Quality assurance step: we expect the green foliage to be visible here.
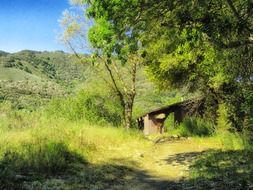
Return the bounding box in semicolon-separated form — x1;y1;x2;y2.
164;114;175;132
73;0;253;131
143;1;253;130
0;142;84;189
0;50;87;86
88;18;115;50
220;82;253;131
3;60;15;68
0;80;65;110
217;103;232;131
0;106;146;189
189;149;253;189
0;50;88;110
0;102;44;130
219;132;245;150
175;117;215;137
62;0;147;128
47;90;123;126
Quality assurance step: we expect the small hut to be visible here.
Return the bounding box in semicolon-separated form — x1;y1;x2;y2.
137;99;204;135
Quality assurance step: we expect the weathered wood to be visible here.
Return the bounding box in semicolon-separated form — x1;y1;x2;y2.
137;99;204;135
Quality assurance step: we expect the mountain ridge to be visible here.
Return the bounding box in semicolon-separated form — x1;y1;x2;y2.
0;50;88;109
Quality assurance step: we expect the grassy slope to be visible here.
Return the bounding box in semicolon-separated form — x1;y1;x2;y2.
0;50;88;109
0;49;188;116
0;65;41;81
0;50;86;83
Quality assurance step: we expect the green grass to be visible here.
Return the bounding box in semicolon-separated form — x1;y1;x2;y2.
1;49;253;189
187;148;253;189
0;108;150;189
0;50;88;110
166;117;215;137
1;103;253;189
0;66;41;81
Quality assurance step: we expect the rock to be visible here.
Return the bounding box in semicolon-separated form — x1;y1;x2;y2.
172;135;179;139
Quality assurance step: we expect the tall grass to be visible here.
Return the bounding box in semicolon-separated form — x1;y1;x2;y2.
0;104;148;188
46;90;123;126
1;101;253;189
173;117;215;137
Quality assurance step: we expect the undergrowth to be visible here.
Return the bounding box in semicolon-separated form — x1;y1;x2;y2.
0;104;147;189
171;117;215;137
1;102;253;189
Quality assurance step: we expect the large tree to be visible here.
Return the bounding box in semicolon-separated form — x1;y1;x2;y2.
135;0;253;129
83;0;253;129
60;0;144;129
62;0;253;129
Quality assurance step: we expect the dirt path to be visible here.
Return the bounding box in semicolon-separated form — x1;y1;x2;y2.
124;138;222;190
137;139;219;178
23;138;223;190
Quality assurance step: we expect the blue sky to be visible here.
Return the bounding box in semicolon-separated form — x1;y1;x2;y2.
0;0;76;53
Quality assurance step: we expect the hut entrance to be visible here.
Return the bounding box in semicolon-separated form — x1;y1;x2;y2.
137;99;204;135
164;113;175;132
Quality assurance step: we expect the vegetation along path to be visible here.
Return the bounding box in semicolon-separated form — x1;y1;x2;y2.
1;120;252;190
105;136;252;190
109;137;223;190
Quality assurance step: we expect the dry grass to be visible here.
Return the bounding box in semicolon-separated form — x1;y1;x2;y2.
0;107;251;189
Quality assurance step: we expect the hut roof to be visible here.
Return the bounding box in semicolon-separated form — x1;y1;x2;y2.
137;99;200;119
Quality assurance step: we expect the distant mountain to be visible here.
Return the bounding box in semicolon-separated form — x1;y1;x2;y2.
0;50;9;56
0;50;181;113
0;50;88;109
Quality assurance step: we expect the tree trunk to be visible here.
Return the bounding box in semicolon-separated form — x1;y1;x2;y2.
124;102;133;129
123;59;137;129
103;56;137;129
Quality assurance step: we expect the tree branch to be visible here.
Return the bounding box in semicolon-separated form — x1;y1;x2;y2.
214;38;253;49
97;56;126;109
226;0;253;32
111;62;128;94
66;40;84;62
226;0;243;22
130;56;137;100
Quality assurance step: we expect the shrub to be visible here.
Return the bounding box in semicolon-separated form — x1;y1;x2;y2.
0;142;85;189
3;61;16;68
24;66;32;73
46;90;123;126
176;117;215;137
78;91;122;126
217;103;231;131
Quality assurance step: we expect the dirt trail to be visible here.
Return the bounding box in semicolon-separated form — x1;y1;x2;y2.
125;139;222;190
28;138;222;190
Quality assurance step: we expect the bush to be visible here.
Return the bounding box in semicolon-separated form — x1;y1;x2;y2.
46;90;123;126
224;84;253;131
3;61;16;68
217;103;231;131
24;66;32;73
0;142;85;189
164;113;175;132
176;117;215;137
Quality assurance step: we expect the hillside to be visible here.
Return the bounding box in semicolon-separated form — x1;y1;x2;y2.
0;49;184;115
0;50;9;57
0;50;88;109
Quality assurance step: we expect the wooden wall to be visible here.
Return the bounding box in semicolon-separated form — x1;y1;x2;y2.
143;114;165;135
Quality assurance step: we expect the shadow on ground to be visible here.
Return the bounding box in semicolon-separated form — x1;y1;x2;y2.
1;143;253;190
164;149;253;190
164;151;210;166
